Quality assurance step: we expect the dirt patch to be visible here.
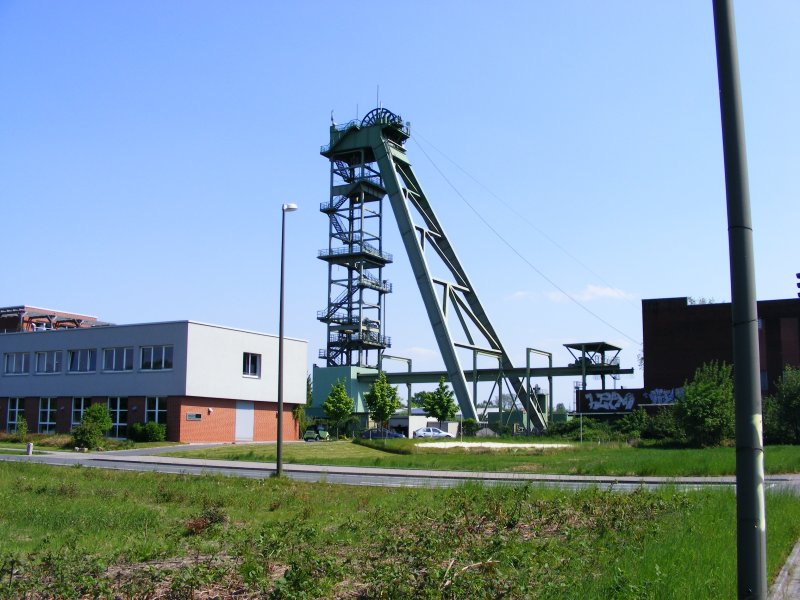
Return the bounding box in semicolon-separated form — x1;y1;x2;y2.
421;441;573;450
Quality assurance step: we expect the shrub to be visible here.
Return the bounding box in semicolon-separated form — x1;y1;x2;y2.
129;422;167;443
13;418;28;443
764;365;800;444
644;406;684;442
461;418;480;437
293;404;308;435
72;404;113;449
618;408;649;438
675;361;734;447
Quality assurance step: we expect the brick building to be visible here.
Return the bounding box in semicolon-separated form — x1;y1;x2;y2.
642;297;800;396
0;313;307;443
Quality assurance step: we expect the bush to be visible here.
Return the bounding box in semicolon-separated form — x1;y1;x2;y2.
461;418;480;437
13;418;28;443
763;365;800;444
618;408;649;439
675;361;734;447
72;404;113;449
129;421;167;442
546;416;622;442
644;406;684;442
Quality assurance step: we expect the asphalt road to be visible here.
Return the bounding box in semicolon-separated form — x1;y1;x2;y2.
2;447;799;494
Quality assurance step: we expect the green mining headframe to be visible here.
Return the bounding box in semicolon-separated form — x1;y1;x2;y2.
317;107;547;430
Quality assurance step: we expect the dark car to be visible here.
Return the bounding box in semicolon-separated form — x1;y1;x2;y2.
361;427;405;439
303;424;331;441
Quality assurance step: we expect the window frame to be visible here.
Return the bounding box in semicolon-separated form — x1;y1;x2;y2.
6;398;24;433
38;397;57;434
243;352;261;378
72;397;89;427
103;347;134;372
67;348;97;373
145;397;167;425
140;345;174;371
4;352;30;375
107;397;128;438
35;350;63;374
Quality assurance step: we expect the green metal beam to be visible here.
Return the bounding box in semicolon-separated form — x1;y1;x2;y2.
358;365;634;386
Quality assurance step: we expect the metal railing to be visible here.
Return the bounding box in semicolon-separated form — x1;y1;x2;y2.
318;243;392;263
358;271;392;292
328;332;391;347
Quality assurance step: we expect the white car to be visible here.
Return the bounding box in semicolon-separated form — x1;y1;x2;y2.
413;427;454;439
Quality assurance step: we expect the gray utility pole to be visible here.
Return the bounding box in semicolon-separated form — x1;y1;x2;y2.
712;1;767;598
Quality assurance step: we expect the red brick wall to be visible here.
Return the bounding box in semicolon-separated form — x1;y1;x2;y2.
0;394;300;443
643;297;800;395
175;398;235;443
174;397;300;443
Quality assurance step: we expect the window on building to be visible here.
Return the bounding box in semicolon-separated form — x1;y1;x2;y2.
243;352;261;377
145;397;167;425
103;347;134;372
107;397;128;437
35;351;62;374
4;352;30;375
68;349;97;373
141;345;173;371
38;398;57;434
6;398;24;433
72;397;89;427
760;371;769;392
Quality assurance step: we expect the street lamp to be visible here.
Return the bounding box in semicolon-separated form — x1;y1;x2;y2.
277;202;298;477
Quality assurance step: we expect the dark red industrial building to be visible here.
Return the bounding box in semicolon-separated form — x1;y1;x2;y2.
642;297;800;396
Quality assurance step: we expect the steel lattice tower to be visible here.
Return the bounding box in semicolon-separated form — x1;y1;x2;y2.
318;108;547;430
317;112;393;368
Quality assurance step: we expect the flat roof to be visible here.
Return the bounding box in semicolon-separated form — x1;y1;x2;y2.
563;342;621;353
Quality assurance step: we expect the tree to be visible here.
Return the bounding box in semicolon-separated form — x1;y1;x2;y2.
764;365;800;444
420;377;458;427
323;380;354;438
618;407;649;439
410;391;428;408
306;374;313;405
675;361;734;447
364;371;401;428
72;403;113;450
461;418;480;437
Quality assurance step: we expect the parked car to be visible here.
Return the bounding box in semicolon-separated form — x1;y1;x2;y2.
361;427;405;439
303;424;330;442
413;427;454;439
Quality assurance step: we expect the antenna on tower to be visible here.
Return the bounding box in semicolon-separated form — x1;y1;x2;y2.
376;85;381;108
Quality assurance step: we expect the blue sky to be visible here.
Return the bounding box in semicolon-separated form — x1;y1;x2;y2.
2;1;798;409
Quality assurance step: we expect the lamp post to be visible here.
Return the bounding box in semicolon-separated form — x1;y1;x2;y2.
277;202;298;477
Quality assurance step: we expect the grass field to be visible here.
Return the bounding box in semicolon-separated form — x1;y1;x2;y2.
0;461;798;598
165;439;800;477
0;435;181;453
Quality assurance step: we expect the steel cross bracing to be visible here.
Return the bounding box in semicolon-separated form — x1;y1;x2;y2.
321;108;547;430
318;115;394;369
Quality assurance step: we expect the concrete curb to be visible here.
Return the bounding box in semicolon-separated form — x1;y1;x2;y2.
769;538;800;600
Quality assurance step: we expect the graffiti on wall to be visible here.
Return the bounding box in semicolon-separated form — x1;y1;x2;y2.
576;387;685;413
643;387;685;405
585;391;637;411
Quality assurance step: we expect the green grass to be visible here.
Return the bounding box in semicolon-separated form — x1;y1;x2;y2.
0;434;182;453
165;439;800;476
0;462;798;598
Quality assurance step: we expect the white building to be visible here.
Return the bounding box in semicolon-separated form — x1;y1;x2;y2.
0;319;307;443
